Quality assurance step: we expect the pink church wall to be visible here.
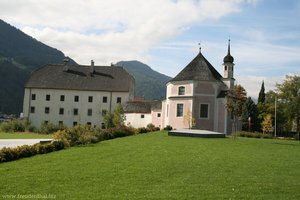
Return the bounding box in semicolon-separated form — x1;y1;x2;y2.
168;99;192;129
170;83;193;96
151;111;162;129
194;82;215;95
193;96;215;130
217;99;225;133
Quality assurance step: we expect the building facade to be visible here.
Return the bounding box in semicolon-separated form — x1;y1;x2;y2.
23;61;134;128
123;100;162;128
124;41;235;134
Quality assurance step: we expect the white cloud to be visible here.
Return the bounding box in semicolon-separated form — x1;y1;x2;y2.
0;0;254;65
236;75;285;99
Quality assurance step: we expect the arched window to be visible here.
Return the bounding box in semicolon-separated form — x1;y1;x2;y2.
178;86;185;95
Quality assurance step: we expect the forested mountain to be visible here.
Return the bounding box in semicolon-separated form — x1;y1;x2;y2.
0;19;76;115
117;61;171;100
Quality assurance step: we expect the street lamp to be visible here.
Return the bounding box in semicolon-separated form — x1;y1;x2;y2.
275;96;277;138
297;89;300;140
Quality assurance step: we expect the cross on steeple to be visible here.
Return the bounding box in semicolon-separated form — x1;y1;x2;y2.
198;42;201;53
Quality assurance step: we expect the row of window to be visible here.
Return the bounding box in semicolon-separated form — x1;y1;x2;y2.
176;103;209;119
44;120;105;129
140;113;161;119
31;94;121;103
44;120;106;129
30;107;108;117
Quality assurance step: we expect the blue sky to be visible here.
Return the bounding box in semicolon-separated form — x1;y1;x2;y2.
0;0;299;98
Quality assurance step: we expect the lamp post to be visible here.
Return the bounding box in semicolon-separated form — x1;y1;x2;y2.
275;96;277;138
297;89;300;140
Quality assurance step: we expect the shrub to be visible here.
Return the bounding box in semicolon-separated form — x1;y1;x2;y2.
53;130;70;147
38;122;65;134
164;125;173;131
0;147;19;162
137;127;149;134
147;123;155;131
16;145;36;158
237;131;273;139
262;134;273;139
0;119;26;132
53;125;101;147
51;140;65;150
34;143;55;154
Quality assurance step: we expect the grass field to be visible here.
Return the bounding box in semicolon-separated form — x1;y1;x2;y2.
0;132;52;139
0;131;299;199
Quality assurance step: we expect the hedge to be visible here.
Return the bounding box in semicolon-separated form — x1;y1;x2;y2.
0;140;65;163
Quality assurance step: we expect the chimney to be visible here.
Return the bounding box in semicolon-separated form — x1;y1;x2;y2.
63;58;70;72
90;60;95;74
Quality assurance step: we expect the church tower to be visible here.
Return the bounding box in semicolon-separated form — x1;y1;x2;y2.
223;39;235;89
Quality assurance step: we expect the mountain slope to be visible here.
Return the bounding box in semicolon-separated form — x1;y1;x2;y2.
117;61;171;100
0;19;76;115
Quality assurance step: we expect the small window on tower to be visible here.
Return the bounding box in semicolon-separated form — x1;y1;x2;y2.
178;86;185;95
225;65;227;71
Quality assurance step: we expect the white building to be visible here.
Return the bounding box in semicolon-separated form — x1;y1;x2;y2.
23;61;134;128
123;100;162;128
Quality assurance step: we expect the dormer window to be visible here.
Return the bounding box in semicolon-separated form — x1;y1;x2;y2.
178;86;185;95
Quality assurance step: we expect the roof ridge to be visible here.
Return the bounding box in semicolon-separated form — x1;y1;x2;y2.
170;52;223;82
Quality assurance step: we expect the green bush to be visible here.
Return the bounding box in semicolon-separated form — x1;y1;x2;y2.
34;143;55;154
262;134;273;139
0;140;66;163
53;125;101;147
102;126;136;139
164;125;173;131
237;131;273;139
0;119;25;132
0;147;20;162
51;140;65;150
38;122;65;134
16;145;36;158
137;127;149;134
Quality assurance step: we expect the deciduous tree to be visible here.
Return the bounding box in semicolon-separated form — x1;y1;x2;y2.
261;114;273;134
276;75;300;133
242;97;259;131
226;84;247;138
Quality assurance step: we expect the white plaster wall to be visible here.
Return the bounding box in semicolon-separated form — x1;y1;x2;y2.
125;113;152;128
23;88;130;128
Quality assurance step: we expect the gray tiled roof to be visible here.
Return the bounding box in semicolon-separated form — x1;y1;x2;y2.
170;52;223;82
124;100;162;113
25;64;134;92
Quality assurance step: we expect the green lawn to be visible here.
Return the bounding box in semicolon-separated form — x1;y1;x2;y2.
0;132;52;139
0;131;299;199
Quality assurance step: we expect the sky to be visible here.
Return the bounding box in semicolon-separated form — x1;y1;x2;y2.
0;0;299;98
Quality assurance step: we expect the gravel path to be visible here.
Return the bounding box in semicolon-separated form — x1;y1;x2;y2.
0;139;52;149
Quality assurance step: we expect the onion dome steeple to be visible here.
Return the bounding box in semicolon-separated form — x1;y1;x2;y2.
223;39;234;63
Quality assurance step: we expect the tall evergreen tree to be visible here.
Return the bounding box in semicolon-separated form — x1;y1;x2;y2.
258;81;265;104
257;81;266;132
242;97;259;131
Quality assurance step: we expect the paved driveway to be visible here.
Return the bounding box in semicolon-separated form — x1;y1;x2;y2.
0;139;52;149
